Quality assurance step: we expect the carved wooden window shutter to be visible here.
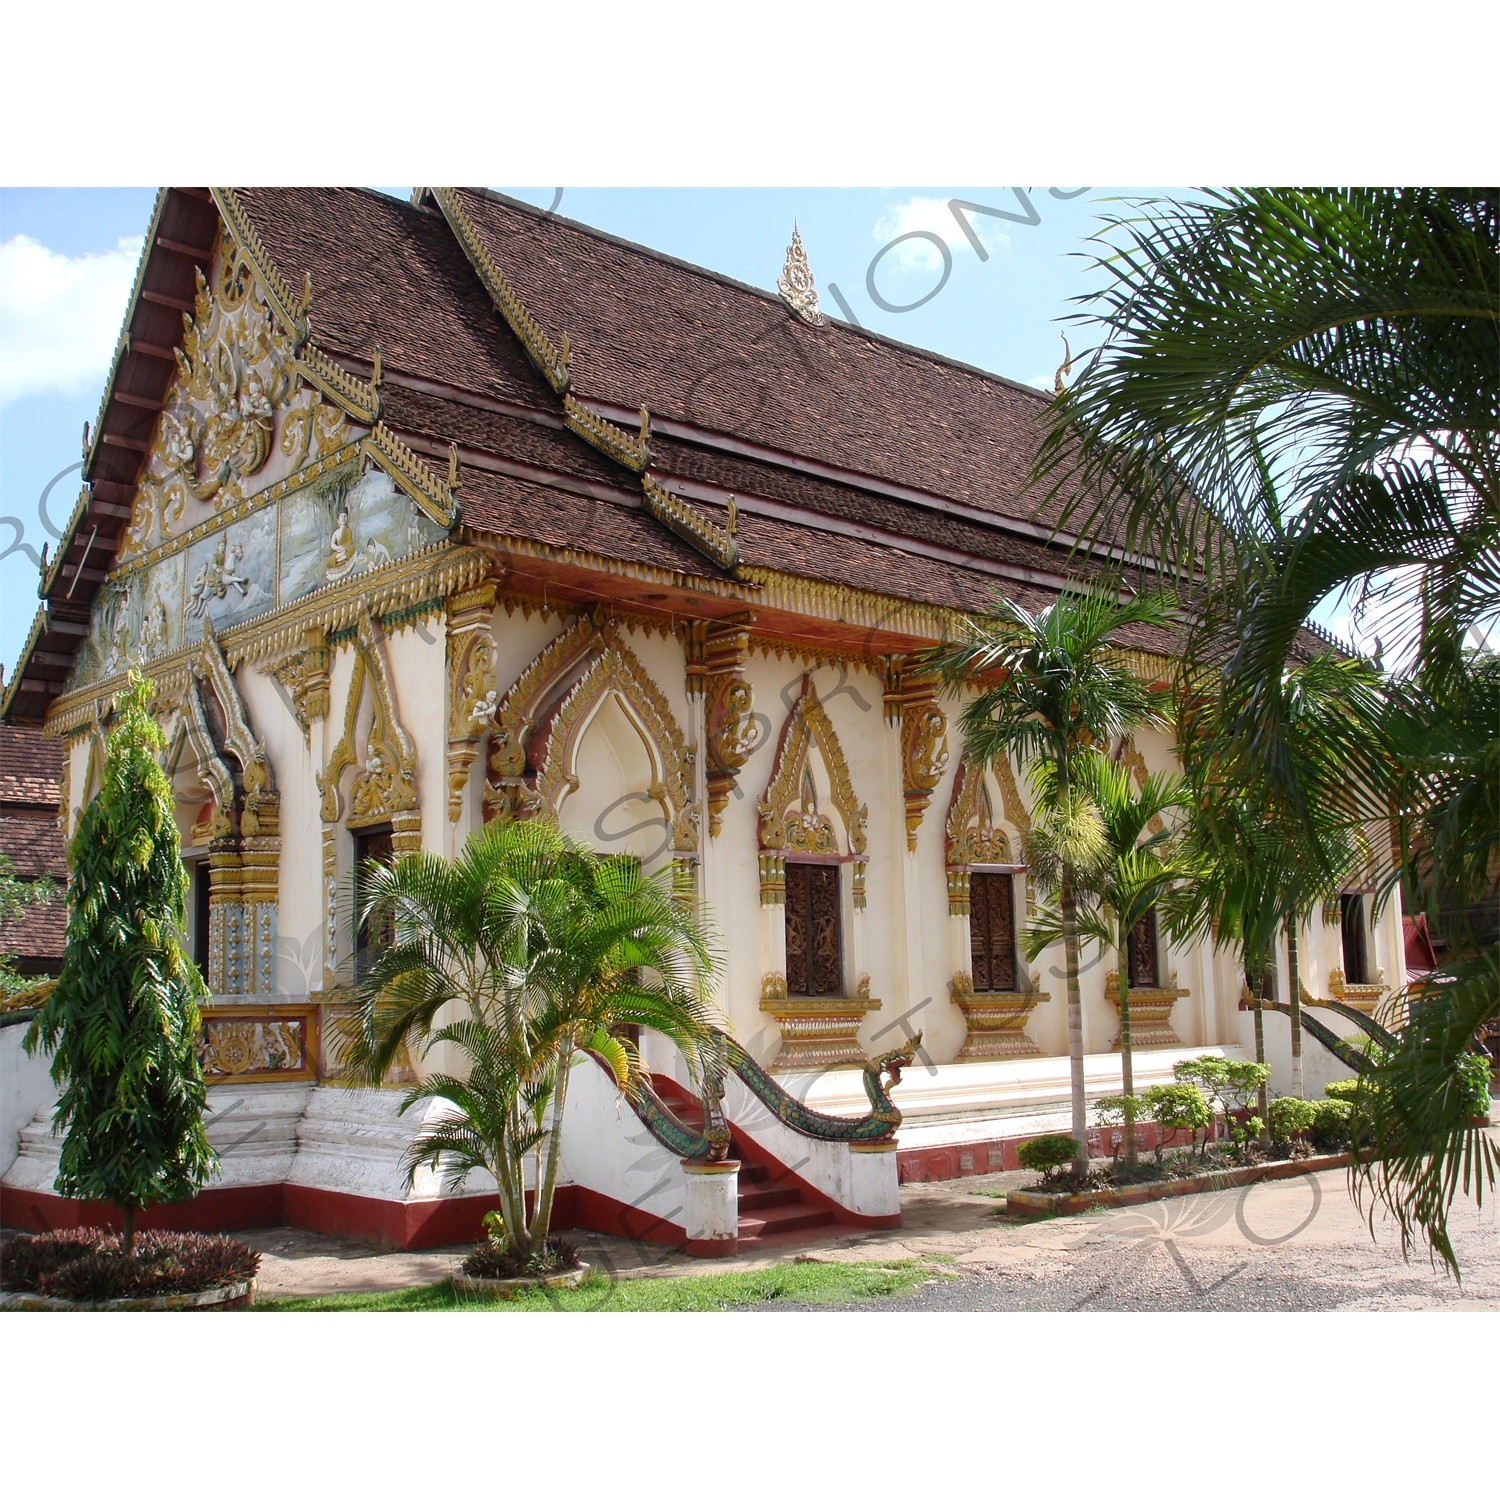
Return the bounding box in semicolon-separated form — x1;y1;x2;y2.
969;871;1017;992
785;861;842;997
354;826;395;981
1127;909;1160;989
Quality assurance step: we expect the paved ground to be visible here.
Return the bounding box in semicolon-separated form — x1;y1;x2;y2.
235;1152;1500;1310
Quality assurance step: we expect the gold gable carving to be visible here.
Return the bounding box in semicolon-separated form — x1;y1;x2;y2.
196;622;279;839
318;615;418;841
430;187;572;395
118;236;357;564
945;756;1018;872
758;675;868;860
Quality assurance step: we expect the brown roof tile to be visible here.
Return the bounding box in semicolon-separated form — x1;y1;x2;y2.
0;725;62;808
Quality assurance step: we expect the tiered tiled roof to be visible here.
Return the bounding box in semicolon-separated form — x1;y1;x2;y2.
6;184;1240;721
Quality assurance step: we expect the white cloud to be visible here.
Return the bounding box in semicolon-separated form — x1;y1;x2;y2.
872;196;1008;279
0;234;143;406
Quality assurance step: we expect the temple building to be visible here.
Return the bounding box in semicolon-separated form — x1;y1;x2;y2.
0;189;1404;1250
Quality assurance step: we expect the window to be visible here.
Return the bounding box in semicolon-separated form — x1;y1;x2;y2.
1340;894;1368;984
354;826;395;981
189;859;211;982
785;861;841;997
969;871;1017;992
1127;909;1160;989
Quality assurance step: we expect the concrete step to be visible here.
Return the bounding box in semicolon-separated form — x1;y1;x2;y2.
737;1184;801;1212
738;1202;835;1238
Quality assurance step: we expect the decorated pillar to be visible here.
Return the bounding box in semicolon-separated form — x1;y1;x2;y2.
445;581;500;846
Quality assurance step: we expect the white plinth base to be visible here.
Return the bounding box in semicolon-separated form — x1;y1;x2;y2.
681;1160;739;1257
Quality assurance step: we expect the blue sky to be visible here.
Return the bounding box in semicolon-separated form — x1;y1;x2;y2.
1;184;1353;678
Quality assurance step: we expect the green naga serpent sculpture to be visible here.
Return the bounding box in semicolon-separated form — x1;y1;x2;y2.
1260;997;1400;1074
616;1029;921;1162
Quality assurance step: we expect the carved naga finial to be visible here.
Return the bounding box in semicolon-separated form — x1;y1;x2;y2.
1054;333;1073;395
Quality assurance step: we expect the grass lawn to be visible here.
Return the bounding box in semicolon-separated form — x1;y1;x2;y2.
255;1256;957;1312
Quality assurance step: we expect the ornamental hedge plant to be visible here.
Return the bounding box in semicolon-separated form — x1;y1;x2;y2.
24;673;216;1253
1268;1094;1318;1146
1142;1082;1211;1161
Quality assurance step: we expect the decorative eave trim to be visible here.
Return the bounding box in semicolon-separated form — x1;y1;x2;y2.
640;474;738;570
430;187;572;395
81;188;172;486
210;188;310;349
42;542;490;736
366;422;457;527
0;607;48;719
564;394;650;473
295;343;382;425
39;488;90;595
733;565;964;643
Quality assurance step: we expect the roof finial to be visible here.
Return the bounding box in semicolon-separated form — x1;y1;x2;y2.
778;221;827;326
1053;333;1073;395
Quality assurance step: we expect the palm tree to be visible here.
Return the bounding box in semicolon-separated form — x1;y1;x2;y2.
341;818;721;1265
923;581;1175;1177
1027;750;1196;1166
1036;190;1499;1263
1173;658;1368;1130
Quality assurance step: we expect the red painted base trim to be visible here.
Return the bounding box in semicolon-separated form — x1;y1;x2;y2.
1;1184;284;1236
561;1184;686;1247
685;1237;740;1258
2;1180;687;1253
896;1121;1229;1183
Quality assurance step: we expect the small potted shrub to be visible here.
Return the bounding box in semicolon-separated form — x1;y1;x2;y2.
1017;1133;1081;1189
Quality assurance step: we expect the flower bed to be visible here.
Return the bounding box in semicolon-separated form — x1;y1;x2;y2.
0;1228;260;1308
452;1235;590;1298
1005;1150;1361;1217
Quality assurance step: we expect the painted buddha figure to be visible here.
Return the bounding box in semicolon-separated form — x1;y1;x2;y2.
324;506;360;582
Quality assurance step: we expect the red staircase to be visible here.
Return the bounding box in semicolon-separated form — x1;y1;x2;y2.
652;1078;837;1247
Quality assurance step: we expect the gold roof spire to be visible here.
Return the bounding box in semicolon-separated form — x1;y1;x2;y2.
777;222;827;326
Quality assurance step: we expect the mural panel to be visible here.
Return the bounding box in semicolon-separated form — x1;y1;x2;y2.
279;466;445;609
182;506;277;643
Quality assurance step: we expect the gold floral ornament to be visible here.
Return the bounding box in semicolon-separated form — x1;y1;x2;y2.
885;663;949;851
777;222;827;326
694;615;760;838
318;615;419;850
